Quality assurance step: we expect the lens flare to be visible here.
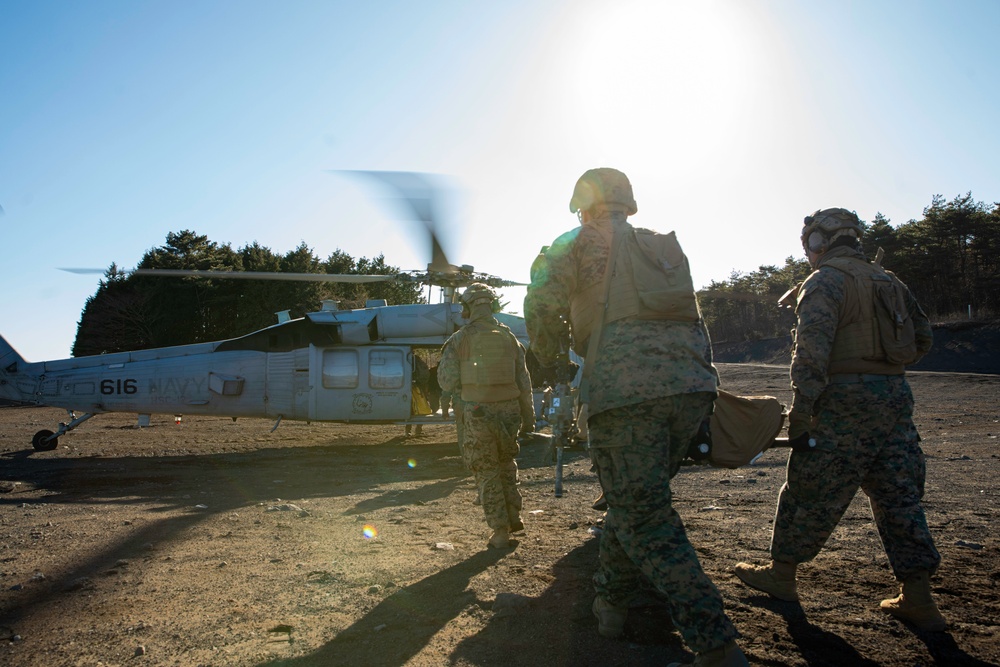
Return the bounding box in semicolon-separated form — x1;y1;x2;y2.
363;524;378;539
407;458;417;468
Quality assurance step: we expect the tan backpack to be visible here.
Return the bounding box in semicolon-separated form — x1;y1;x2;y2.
627;228;702;322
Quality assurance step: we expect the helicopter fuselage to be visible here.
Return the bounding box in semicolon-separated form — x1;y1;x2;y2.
1;301;531;449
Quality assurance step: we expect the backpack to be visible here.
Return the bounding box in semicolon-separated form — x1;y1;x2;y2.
871;271;919;365
824;255;920;366
626;228;701;322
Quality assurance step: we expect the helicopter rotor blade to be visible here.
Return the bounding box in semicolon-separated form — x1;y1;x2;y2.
132;269;398;283
697;290;778;303
59;268;107;275
62;267;527;288
62;170;529;292
334;170;455;274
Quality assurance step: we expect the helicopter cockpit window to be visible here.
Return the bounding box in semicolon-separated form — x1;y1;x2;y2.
322;350;359;389
368;349;405;390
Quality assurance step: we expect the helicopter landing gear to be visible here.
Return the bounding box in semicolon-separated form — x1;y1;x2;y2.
32;429;57;451
30;412;98;451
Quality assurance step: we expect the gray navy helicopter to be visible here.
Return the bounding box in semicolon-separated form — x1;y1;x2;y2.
0;172;534;451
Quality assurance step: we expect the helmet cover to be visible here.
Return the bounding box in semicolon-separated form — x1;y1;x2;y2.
460;282;498;308
801;208;862;251
569;168;638;215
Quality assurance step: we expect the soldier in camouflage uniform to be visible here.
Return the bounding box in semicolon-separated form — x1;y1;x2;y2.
438;283;535;549
524;169;746;667
734;208;945;632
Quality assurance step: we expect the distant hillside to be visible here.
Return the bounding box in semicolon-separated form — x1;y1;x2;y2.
712;320;1000;375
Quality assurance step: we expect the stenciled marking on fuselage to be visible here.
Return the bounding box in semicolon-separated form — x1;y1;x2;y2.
100;378;138;395
147;377;207;398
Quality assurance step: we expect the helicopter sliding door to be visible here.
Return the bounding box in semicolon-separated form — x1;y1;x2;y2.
311;345;411;421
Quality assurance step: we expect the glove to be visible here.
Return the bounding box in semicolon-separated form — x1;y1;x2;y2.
686;419;712;461
787;410;812;440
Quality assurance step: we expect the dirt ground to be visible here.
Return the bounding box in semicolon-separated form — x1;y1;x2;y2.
1;363;998;667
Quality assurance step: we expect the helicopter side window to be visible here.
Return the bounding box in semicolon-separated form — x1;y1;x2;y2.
322;349;359;389
369;349;404;390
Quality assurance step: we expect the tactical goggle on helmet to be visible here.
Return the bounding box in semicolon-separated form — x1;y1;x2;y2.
569;168;638;215
801;208;862;252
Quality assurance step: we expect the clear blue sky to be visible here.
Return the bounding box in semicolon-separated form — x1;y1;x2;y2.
2;0;998;360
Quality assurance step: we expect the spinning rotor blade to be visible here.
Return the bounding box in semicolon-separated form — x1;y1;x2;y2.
420;270;527;290
697;290;784;303
61;170;529;294
62;267;525;289
59;268;106;275
335;170;453;274
132;267;526;289
132;269;397;283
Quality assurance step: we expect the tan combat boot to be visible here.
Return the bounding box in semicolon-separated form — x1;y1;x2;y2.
880;571;946;631
667;640;749;667
733;560;799;601
592;595;627;638
488;527;510;549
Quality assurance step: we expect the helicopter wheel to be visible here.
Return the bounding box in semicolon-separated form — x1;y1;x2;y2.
32;430;58;451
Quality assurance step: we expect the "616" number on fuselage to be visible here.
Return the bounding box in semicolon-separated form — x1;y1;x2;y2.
101;378;138;395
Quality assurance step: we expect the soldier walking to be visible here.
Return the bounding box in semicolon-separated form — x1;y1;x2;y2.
438;283;535;549
524;168;747;667
734;208;945;632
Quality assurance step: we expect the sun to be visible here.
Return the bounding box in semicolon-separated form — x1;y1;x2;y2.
549;0;766;161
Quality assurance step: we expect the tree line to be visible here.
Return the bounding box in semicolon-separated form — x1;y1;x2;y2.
72;231;423;356
72;192;999;355
699;192;1000;343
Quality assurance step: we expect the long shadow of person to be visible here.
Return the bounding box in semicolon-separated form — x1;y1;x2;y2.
257;547;507;667
449;539;689;667
913;626;997;666
747;595;883;667
746;595;997;666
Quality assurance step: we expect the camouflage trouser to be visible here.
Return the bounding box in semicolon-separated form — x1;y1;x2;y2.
461;398;523;531
771;376;941;580
590;393;739;653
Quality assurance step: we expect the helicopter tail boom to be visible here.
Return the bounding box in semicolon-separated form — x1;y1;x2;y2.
0;334;30;405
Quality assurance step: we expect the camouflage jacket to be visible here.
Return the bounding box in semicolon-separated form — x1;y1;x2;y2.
791;245;933;415
524;216;718;417
438;313;534;419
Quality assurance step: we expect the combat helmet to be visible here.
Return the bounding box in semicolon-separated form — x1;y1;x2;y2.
460;282;498;309
801;208;863;252
569;168;638;215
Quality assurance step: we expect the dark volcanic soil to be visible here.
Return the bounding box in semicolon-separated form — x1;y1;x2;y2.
1;363;998;667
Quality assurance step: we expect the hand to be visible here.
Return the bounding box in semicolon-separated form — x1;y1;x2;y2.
787;410;812;440
520;419;535;436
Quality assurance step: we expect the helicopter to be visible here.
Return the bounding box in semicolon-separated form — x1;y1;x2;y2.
0;172;536;451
